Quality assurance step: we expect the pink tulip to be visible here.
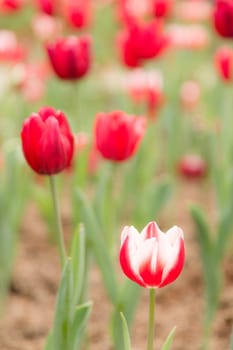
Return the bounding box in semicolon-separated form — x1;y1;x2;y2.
119;221;185;288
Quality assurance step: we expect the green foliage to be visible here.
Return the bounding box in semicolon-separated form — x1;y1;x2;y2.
120;312;132;350
45;226;92;350
161;327;176;350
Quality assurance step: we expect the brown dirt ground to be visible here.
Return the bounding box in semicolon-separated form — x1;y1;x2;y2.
0;181;232;350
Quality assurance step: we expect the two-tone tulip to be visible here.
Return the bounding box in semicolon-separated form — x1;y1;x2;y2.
119;221;185;288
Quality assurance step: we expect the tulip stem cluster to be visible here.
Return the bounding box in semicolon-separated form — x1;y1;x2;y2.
49;176;67;267
147;288;156;350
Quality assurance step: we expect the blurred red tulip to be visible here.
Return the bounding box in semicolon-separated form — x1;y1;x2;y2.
178;154;207;179
62;0;91;29
0;30;26;62
0;0;23;12
46;35;91;80
215;46;233;81
213;0;233;38
118;19;169;68
119;221;185;288
21;106;74;175
94;110;146;162
36;0;56;15
152;0;173;19
126;68;164;119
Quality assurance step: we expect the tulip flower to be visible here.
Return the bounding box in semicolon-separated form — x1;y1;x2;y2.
36;0;56;15
0;0;23;13
94;110;146;162
46;35;91;80
152;0;173;19
215;46;233;81
21;106;74;175
63;0;91;29
118;19;169;68
213;0;233;38
178;154;207;179
119;221;185;288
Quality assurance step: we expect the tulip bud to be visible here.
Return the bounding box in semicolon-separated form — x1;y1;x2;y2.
21;106;74;175
94;110;146;162
119;221;185;288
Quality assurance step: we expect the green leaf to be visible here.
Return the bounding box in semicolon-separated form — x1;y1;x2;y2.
69;224;86;306
161;327;176;350
74;188;118;304
120;312;131;350
70;302;92;350
189;204;212;255
52;259;73;350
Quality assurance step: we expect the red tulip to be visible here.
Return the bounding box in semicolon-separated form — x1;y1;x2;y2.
215;46;233;81
21;106;74;175
36;0;56;15
178;154;207;179
119;221;185;288
118;19;169;68
152;0;173;19
46;35;91;80
94;111;146;162
213;0;233;38
0;0;23;13
63;0;91;29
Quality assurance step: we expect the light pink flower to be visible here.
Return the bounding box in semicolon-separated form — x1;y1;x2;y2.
119;221;185;288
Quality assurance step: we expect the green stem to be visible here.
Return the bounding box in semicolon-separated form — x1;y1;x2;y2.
147;288;156;350
49;176;67;267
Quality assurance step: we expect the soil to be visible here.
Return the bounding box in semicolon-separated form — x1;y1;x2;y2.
0;181;232;350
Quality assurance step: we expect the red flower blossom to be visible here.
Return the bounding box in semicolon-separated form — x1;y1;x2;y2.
215;46;233;81
21;106;74;175
119;221;185;288
46;35;91;80
94;110;146;162
0;0;23;13
178;154;207;179
152;0;173;19
63;0;91;29
118;20;169;68
36;0;56;15
213;0;233;38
